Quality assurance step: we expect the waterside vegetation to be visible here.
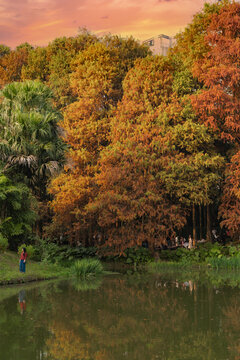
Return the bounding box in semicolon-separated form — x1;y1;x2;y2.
72;258;104;278
148;263;240;289
0;251;70;285
0;250;108;285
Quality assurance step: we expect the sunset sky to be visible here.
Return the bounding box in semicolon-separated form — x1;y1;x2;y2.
0;0;215;48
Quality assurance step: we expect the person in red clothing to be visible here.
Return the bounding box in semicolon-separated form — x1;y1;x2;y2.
19;247;27;273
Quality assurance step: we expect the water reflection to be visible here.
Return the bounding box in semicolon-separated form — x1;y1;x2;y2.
18;290;26;315
0;274;239;360
223;297;240;359
71;277;103;292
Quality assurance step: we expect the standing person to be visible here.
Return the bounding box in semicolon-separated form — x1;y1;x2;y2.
175;236;179;247
188;235;193;249
19;247;27;273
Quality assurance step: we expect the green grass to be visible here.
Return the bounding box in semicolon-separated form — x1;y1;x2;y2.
148;255;240;273
147;258;240;288
72;258;104;278
208;256;240;269
148;260;192;273
0;251;70;285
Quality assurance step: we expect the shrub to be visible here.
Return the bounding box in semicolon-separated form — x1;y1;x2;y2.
228;246;240;257
158;247;195;263
158;249;178;262
31;239;97;265
158;243;235;264
0;233;8;253
26;245;35;258
18;243;35;259
124;247;152;264
208;255;240;269
72;259;104;278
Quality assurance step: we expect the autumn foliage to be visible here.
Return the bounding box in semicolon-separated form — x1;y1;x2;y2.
192;1;240;142
47;1;240;251
1;1;240;252
92;57;186;251
191;1;240;239
48;37;150;245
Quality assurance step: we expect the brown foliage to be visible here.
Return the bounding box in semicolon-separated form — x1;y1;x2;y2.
0;47;29;86
191;2;240;142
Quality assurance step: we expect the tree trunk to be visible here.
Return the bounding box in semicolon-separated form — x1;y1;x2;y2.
192;204;196;247
206;204;212;242
199;205;203;240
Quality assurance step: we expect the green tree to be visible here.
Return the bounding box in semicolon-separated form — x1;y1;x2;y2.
21;31;98;109
0;80;66;237
0;81;65;200
21;47;49;82
0;171;36;248
0;45;11;58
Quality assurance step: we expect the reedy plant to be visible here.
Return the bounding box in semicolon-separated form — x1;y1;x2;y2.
72;258;104;278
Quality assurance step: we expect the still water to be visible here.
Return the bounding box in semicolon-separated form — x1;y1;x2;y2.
0;271;239;360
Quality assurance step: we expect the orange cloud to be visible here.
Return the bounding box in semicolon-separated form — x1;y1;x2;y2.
0;0;215;48
29;20;64;30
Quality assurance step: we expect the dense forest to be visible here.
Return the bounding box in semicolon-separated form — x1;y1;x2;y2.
0;0;239;254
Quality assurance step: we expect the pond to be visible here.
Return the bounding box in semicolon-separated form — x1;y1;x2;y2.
0;270;239;360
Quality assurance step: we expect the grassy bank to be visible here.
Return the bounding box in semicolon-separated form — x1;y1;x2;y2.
147;261;240;288
0;251;70;285
148;256;240;274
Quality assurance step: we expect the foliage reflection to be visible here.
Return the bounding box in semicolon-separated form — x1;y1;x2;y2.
0;275;239;360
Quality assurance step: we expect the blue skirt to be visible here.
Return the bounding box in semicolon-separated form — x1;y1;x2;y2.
19;259;26;273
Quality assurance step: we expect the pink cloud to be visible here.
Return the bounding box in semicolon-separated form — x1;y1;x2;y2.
0;0;213;48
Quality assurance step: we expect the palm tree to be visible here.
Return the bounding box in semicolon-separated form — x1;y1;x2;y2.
0;170;37;247
0;81;65;200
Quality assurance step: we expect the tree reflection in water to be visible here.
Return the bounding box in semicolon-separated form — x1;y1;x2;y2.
45;275;232;360
0;275;239;360
223;296;240;360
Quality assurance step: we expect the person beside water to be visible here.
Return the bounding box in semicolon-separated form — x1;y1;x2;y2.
19;247;27;273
